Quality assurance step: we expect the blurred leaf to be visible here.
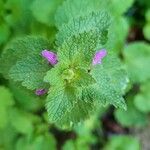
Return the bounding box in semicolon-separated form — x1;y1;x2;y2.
16;133;56;150
0;126;18;150
115;100;148;127
0;23;10;45
0;86;14;129
143;23;150;41
107;17;129;52
123;42;150;83
145;9;150;22
103;135;140;150
31;0;62;26
134;82;150;113
4;0;33;30
9;82;44;112
9;108;35;135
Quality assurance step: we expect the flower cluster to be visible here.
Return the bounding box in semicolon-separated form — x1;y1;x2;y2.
35;49;107;96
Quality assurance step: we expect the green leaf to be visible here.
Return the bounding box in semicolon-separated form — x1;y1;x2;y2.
123;42;150;83
46;85;77;125
56;11;110;46
55;0;133;28
9;82;43;112
143;23;150;41
91;52;128;109
31;0;62;26
56;11;111;66
0;36;51;78
16;134;56;150
115;100;148;127
55;0;104;28
0;86;14;129
134;82;150;113
44;65;95;126
0;23;10;45
44;64;95;88
9;55;50;90
9;108;34;135
103;135;140;150
106;17;129;53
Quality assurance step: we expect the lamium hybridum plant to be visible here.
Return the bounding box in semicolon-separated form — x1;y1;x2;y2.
0;2;129;127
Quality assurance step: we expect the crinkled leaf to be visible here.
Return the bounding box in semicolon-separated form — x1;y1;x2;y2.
44;63;96;126
0;36;51;78
9;55;50;90
55;0;133;28
56;11;111;66
91;52;128;109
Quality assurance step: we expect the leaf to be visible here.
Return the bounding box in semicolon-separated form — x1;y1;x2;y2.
134;82;150;113
55;0;103;28
143;23;150;41
0;36;51;78
9;108;34;135
56;11;110;46
106;17;129;53
44;64;95;88
0;86;14;129
103;135;140;150
16;134;56;150
55;0;133;28
46;85;77;124
9;82;43;112
91;52;128;109
9;55;50;90
0;23;10;45
56;11;111;66
31;0;62;26
46;86;94;127
123;42;150;83
115;100;148;127
45;65;95;126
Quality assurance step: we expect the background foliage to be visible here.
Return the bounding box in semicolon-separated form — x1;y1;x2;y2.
0;0;150;149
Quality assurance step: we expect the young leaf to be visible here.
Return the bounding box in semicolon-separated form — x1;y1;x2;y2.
56;11;111;66
55;0;134;28
55;0;103;28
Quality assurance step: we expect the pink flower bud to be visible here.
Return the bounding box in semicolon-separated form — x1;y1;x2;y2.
92;49;107;65
42;50;58;65
35;89;47;96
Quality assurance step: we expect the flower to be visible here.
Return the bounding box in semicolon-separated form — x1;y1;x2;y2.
42;50;58;65
35;89;47;96
92;49;107;65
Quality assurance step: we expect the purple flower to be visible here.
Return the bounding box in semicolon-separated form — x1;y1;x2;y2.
92;49;107;65
35;89;47;96
42;50;58;65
